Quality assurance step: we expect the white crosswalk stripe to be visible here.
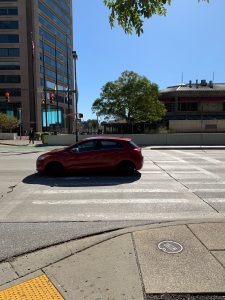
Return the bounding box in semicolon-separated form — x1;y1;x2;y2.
32;198;193;205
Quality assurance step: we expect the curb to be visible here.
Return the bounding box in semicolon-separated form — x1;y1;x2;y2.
2;217;225;264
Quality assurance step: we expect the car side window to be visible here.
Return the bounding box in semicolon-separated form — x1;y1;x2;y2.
99;140;123;150
71;141;97;153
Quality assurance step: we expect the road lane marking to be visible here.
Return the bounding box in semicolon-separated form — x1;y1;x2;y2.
32;198;192;205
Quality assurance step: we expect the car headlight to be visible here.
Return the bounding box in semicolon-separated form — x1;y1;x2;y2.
37;155;50;161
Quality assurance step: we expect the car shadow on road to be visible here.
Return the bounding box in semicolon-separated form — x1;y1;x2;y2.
22;172;142;187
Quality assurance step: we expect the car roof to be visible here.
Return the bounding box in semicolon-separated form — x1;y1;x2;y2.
79;136;131;142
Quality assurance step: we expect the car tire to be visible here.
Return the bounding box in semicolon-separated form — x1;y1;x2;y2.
45;162;64;176
117;161;136;176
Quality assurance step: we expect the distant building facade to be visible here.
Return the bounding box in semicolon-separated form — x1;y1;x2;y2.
0;0;74;133
159;80;225;132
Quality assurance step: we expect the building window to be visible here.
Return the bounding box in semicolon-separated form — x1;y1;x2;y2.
0;34;19;43
0;75;20;83
0;62;20;70
42;109;63;126
0;48;19;56
178;103;198;111
39;15;71;43
165;103;175;112
38;1;70;34
38;0;70;24
0;88;21;96
0;21;18;29
0;7;18;15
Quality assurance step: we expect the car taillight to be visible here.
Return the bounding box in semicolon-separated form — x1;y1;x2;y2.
132;147;141;153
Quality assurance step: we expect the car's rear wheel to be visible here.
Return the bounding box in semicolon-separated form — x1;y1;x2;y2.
45;162;64;176
117;161;136;176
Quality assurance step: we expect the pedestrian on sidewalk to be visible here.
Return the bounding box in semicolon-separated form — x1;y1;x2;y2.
29;127;35;144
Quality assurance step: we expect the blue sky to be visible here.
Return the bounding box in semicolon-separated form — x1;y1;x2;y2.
73;0;225;121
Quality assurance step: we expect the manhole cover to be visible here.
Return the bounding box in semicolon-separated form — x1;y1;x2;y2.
158;240;183;254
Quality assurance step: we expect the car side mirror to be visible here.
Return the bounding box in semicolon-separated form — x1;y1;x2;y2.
71;148;79;153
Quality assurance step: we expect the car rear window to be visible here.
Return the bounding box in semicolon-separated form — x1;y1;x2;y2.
129;141;139;148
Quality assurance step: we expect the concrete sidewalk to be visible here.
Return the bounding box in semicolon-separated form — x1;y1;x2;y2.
1;220;225;299
0;138;43;147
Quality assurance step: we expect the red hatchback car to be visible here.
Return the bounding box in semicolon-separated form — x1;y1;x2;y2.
36;136;143;176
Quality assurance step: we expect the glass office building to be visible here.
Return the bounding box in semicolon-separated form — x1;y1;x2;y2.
0;0;74;133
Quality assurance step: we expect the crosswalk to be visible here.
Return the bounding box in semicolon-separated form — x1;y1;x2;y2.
1;149;225;223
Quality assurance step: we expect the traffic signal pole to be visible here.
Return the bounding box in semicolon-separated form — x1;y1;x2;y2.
42;35;48;130
72;51;78;142
54;36;59;125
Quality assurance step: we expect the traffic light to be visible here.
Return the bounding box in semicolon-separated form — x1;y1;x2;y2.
5;91;10;102
78;113;83;118
41;93;45;104
50;92;55;104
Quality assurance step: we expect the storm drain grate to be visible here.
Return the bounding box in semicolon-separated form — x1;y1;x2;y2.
146;294;225;300
0;274;64;300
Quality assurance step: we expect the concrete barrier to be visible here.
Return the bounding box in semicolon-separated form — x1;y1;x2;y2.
47;133;225;146
0;133;17;140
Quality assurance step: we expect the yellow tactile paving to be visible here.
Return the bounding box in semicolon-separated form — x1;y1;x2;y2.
0;274;64;300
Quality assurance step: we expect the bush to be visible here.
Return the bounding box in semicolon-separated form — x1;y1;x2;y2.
41;132;49;143
0;113;19;131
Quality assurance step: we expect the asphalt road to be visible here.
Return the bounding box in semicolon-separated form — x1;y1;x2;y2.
1;144;225;261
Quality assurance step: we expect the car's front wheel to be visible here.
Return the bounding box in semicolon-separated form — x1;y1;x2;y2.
117;161;136;176
45;162;64;176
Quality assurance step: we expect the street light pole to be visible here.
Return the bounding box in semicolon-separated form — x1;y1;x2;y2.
72;50;78;142
42;35;48;130
18;108;22;140
54;35;59;125
66;35;71;134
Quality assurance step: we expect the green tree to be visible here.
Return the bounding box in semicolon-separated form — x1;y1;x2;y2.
0;113;7;129
92;71;166;124
104;0;209;36
83;119;99;132
0;113;19;132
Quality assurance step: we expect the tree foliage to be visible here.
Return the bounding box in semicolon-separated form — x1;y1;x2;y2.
84;119;99;130
103;0;209;36
92;71;166;124
0;113;19;131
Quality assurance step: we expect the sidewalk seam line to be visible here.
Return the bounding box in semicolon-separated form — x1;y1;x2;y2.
41;269;67;297
8;261;20;278
131;232;147;300
186;224;225;270
210;251;225;270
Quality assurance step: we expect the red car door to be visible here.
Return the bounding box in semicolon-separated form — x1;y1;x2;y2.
94;140;125;172
64;140;100;172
